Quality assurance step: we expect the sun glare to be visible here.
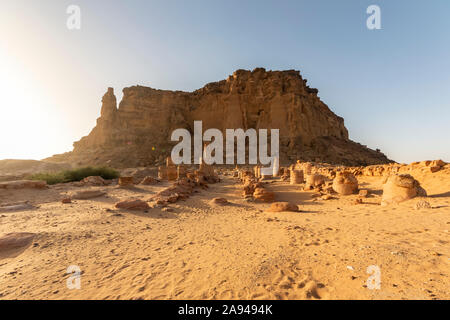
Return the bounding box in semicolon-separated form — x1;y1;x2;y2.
0;52;57;160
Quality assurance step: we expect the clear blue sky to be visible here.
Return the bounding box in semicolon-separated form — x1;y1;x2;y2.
1;0;449;163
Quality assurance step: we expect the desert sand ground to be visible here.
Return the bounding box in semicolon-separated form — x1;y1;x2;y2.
0;169;449;300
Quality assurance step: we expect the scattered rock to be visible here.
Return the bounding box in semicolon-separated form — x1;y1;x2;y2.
323;186;336;195
111;213;123;217
431;159;446;167
115;199;150;211
415;200;431;210
428;166;441;173
305;174;327;190
81;176;107;186
321;194;334;200
118;176;134;187
358;189;369;198
140;176;159;185
209;198;229;206
149;178;196;205
243;196;254;202
242;182;258;197
421;160;446;173
61;198;72;204
71;190;106;200
267;202;298;212
0;180;47;189
121;167;158;183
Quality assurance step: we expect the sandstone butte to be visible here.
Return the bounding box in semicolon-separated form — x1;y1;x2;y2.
46;68;392;168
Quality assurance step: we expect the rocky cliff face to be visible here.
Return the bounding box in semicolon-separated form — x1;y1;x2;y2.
48;68;391;167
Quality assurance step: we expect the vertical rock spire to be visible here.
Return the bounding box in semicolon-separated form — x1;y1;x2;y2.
100;87;117;119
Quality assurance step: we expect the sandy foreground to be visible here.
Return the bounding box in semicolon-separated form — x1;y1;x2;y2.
0;170;449;300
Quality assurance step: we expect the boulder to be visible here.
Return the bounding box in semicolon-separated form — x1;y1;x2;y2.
242;181;262;197
115;199;150;210
332;172;358;195
209;198;229;206
267;202;298;212
305;174;327;189
61;197;72;204
118;176;134;187
140;176;159;185
428;166;441;173
253;188;275;202
381;174;427;206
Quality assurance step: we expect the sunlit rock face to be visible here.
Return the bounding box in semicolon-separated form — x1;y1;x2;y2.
48;68;391;167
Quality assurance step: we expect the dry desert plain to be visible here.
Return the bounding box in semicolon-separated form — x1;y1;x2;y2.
0;161;449;300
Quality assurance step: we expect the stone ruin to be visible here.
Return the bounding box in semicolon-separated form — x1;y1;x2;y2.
148;157;220;207
237;168;275;202
290;167;304;185
117;157;442;210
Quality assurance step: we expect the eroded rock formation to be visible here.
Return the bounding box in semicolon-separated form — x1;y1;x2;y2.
48;68;391;167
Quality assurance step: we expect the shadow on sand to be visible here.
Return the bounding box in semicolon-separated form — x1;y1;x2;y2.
429;191;450;198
